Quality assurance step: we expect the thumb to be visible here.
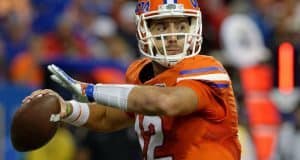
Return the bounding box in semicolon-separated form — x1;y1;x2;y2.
59;100;68;118
49;101;67;122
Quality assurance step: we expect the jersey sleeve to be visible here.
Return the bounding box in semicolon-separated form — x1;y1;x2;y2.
177;57;232;121
176;56;231;90
177;80;227;121
125;58;151;84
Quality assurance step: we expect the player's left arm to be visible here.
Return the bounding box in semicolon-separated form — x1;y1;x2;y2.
127;84;199;116
127;79;223;116
48;64;215;116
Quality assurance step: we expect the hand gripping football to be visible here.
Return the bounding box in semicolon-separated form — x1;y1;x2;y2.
10;94;61;152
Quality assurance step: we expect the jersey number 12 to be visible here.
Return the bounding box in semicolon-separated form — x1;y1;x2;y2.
135;116;173;160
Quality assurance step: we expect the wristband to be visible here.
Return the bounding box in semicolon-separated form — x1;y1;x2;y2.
62;100;90;126
87;84;135;111
85;84;95;102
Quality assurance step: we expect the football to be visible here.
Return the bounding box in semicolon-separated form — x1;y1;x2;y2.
10;94;61;152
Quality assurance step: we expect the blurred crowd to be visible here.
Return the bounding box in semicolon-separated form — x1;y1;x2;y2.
0;0;300;160
0;0;138;88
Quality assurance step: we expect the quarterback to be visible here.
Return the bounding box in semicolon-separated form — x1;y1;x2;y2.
24;0;241;159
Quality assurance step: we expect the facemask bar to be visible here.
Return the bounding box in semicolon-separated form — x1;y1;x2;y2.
139;33;202;67
147;33;201;56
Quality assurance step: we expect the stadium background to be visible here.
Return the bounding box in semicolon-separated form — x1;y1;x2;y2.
0;0;300;159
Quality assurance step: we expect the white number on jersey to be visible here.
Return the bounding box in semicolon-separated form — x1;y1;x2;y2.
135;116;172;160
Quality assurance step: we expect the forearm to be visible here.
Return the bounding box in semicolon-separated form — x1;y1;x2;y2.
83;103;109;131
84;103;134;132
127;86;170;115
127;86;198;116
64;101;134;133
47;65;196;116
86;84;168;115
85;84;198;116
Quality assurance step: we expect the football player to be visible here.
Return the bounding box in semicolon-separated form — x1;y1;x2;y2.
24;0;241;159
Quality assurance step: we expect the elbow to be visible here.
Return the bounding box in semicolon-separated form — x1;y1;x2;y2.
155;95;181;116
132;87;198;116
136;89;184;116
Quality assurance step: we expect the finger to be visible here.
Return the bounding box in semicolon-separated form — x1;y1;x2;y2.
31;89;42;95
54;72;76;91
22;91;46;104
48;64;69;83
48;65;74;88
40;89;66;103
22;96;32;104
60;109;67;118
39;89;57;95
30;89;57;99
50;66;81;93
48;65;70;88
51;74;78;94
48;64;60;78
47;64;54;74
51;64;76;83
50;75;63;84
48;64;83;97
50;75;68;88
30;89;46;98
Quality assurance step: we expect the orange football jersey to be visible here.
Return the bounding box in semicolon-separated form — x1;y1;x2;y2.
126;55;241;160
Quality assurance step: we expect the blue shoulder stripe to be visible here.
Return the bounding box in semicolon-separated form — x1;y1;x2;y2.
180;67;225;75
209;83;229;88
164;0;177;4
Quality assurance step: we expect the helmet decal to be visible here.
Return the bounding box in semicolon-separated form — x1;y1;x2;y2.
190;0;198;8
163;0;178;4
135;0;150;15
